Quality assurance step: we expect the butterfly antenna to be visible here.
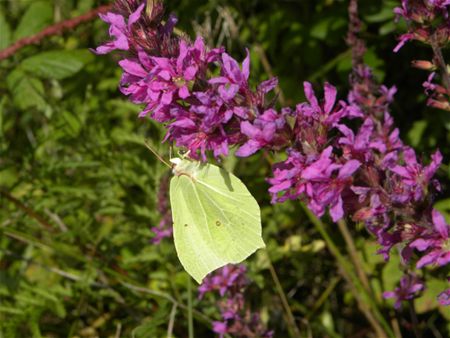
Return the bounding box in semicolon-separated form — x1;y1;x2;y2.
144;139;172;168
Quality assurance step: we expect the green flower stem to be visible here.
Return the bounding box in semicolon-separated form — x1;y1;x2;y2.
266;250;302;337
301;205;395;338
188;276;194;338
337;219;372;294
306;276;341;320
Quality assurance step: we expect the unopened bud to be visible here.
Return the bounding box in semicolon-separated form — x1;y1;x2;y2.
427;98;450;111
411;60;436;71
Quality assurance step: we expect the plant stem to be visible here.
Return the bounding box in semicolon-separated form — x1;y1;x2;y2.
306;276;341;320
187;276;194;338
302;205;395;338
0;5;112;60
431;40;450;94
408;300;421;338
266;250;301;337
1;190;54;230
337;219;371;294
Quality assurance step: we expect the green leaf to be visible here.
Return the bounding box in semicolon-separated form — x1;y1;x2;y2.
6;68;46;111
407;120;428;147
0;11;11;49
310;18;331;40
13;1;53;41
21;50;88;80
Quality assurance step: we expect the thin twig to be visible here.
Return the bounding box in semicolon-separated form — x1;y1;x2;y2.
0;5;112;61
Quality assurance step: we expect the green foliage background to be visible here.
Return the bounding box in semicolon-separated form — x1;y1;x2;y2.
1;0;450;337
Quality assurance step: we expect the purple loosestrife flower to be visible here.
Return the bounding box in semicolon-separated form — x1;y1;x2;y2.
337;118;375;162
212;321;228;338
268;149;309;203
198;265;248;298
199;265;273;337
298;82;359;128
410;209;450;268
383;273;425;309
236;109;288;157
94;3;145;54
390;148;442;202
438;288;450;305
209;51;251;101
301;147;361;222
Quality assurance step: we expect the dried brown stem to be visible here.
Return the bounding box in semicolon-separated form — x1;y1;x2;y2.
0;190;54;230
0;5;112;61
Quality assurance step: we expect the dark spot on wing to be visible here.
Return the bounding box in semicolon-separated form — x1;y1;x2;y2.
216;220;221;226
184;224;188;227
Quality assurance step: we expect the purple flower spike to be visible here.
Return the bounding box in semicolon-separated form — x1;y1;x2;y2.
383;274;425;309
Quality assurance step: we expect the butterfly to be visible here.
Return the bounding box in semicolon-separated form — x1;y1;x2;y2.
146;141;265;283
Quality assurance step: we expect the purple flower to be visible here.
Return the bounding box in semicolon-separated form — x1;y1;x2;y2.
209;50;251;100
393;33;415;53
438;288;450;306
410;209;450;268
390;148;442;202
297;82;353;128
236;109;287;157
198;265;248;298
428;0;450;9
199;265;272;337
268;150;308;203
337;118;374;162
93;3;145;54
212;321;228;338
301;147;361;222
383;274;425;309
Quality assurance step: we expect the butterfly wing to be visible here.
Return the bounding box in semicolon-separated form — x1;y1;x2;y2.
170;160;265;283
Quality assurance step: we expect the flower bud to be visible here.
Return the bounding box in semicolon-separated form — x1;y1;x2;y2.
411;60;436;71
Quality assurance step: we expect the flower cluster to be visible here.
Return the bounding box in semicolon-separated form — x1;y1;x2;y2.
199;265;273;338
394;0;450;111
95;0;449;309
94;0;286;161
393;0;450;52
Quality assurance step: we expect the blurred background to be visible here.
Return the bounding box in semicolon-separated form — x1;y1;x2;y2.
1;0;449;337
